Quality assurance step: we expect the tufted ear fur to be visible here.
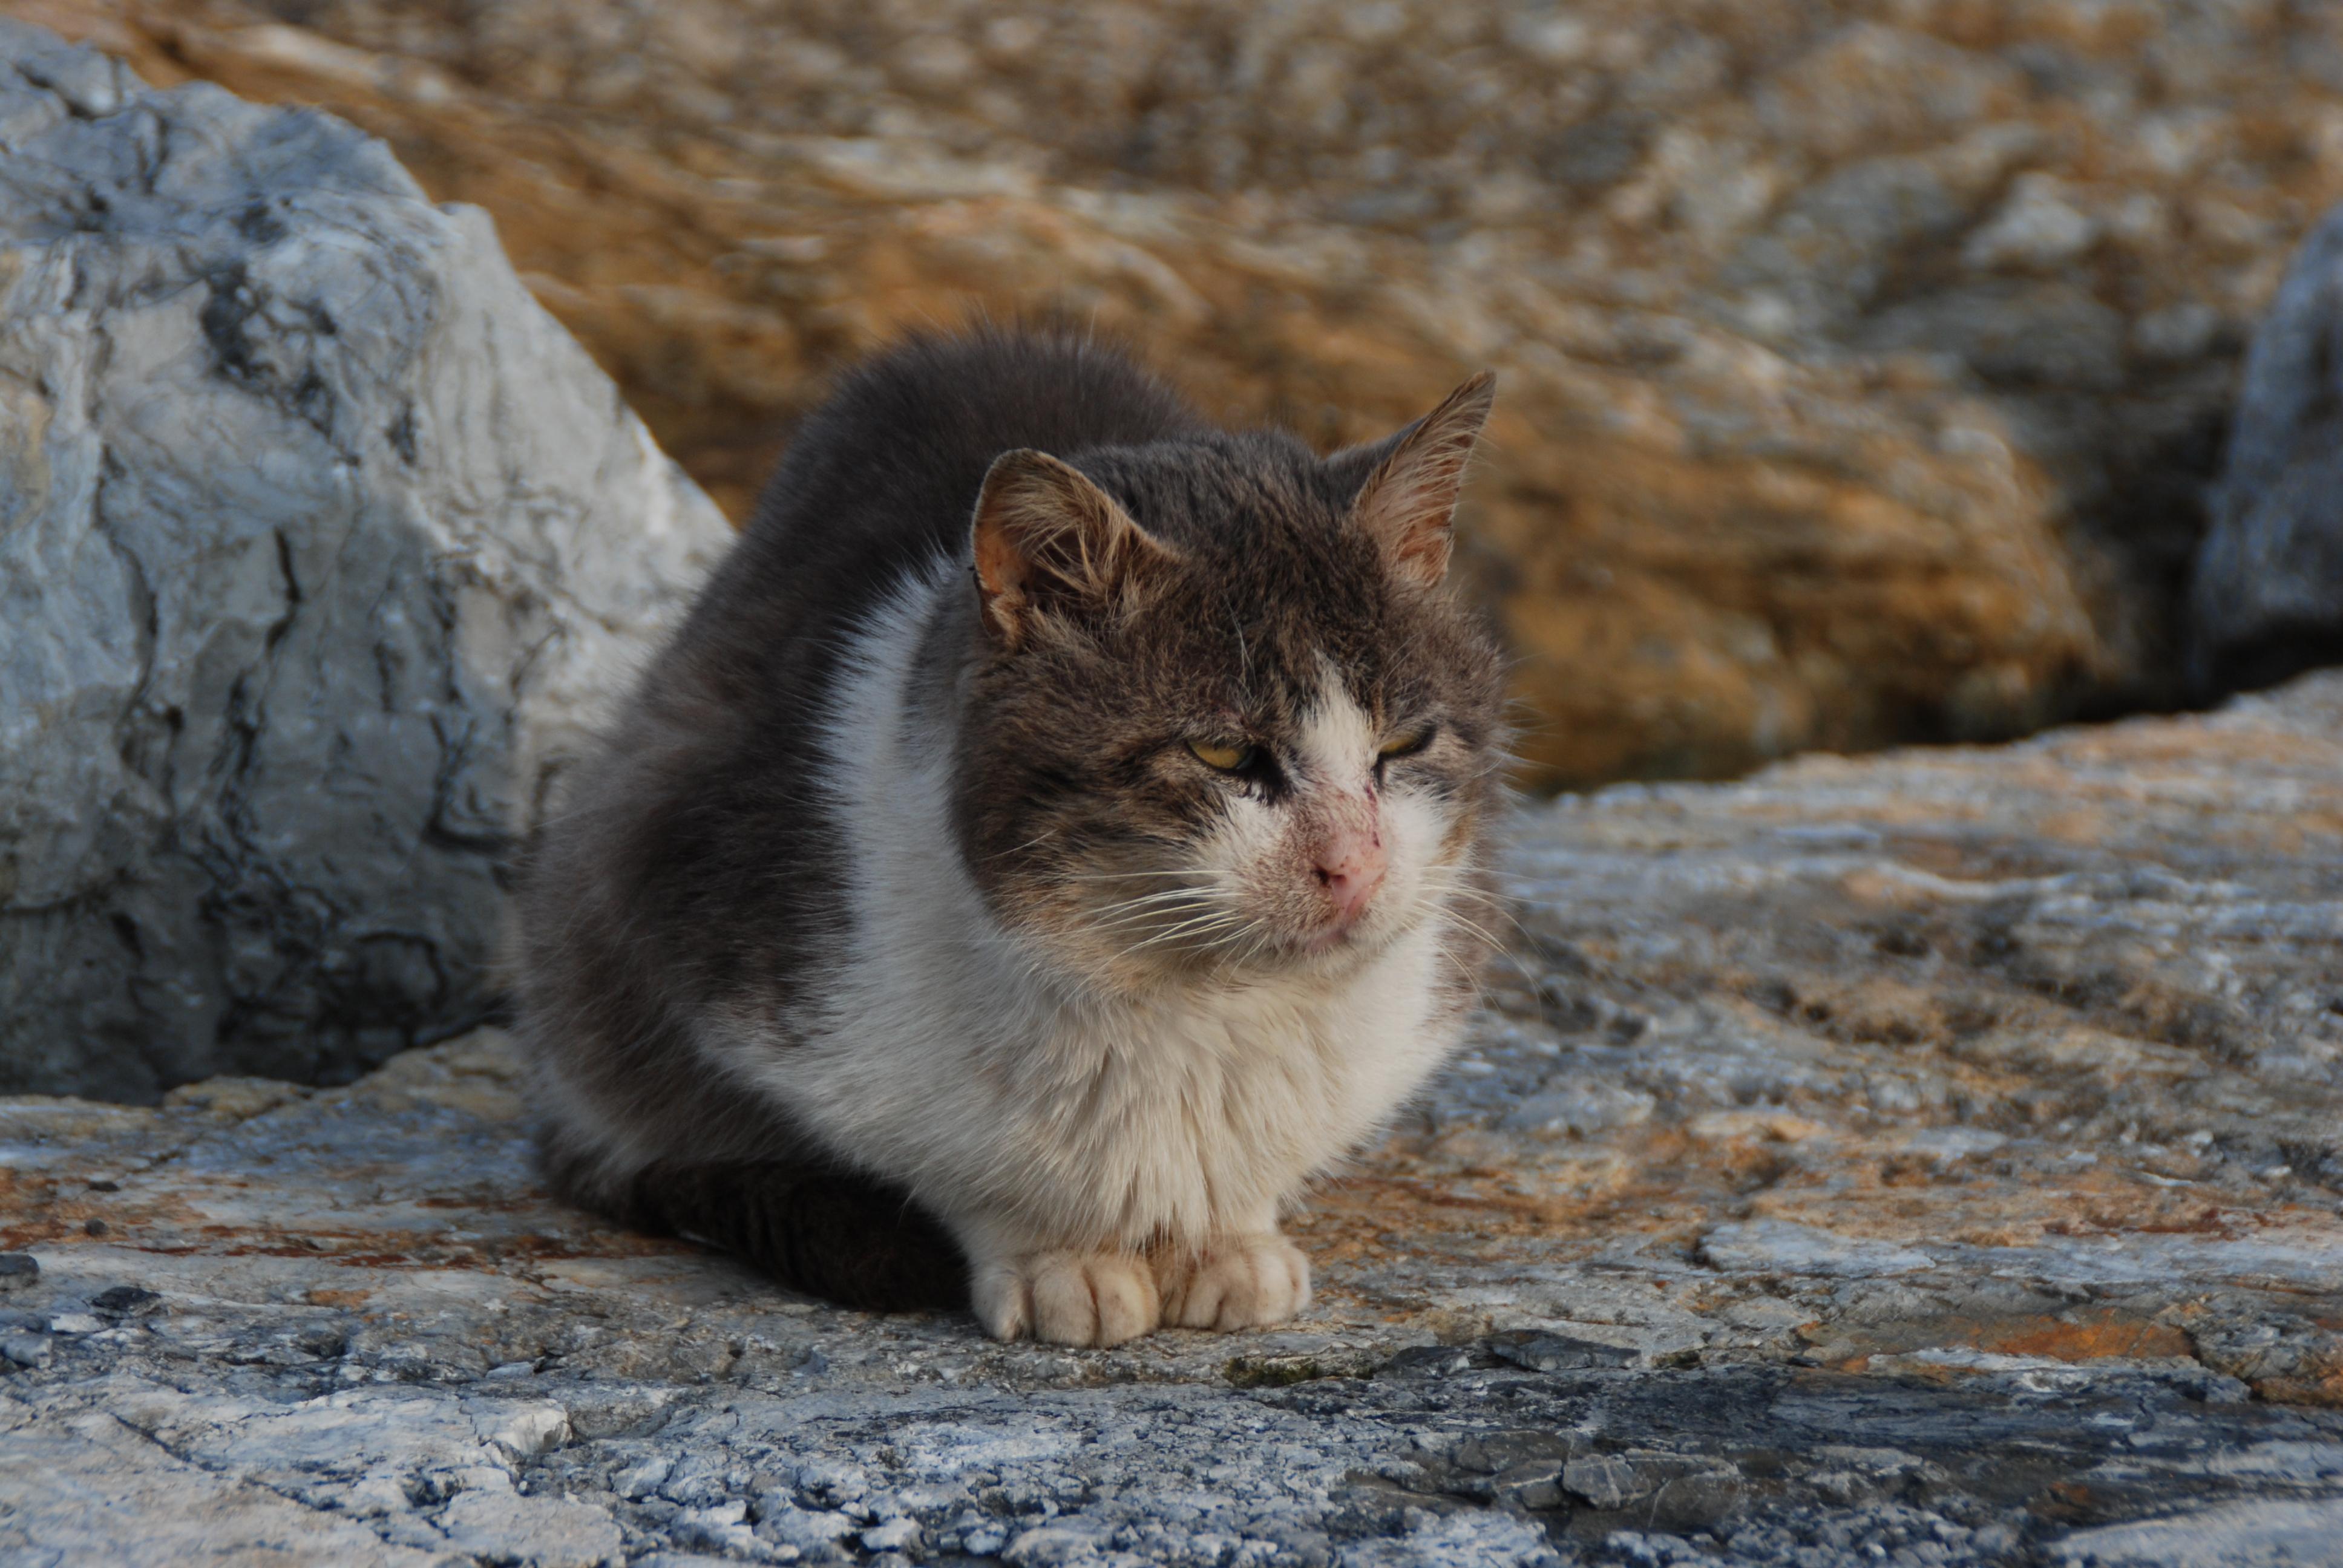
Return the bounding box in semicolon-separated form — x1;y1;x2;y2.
971;449;1172;647
1334;371;1496;588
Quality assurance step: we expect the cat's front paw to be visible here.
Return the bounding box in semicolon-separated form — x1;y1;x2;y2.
1158;1233;1311;1331
972;1249;1159;1347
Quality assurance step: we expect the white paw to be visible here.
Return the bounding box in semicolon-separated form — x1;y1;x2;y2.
1158;1234;1312;1331
972;1249;1159;1347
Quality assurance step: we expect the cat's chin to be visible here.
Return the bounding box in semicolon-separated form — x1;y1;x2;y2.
1262;915;1403;976
1293;921;1363;957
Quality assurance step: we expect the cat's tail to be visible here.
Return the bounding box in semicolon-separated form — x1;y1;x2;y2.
546;1143;970;1312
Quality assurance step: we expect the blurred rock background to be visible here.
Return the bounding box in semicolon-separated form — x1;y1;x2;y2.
15;0;2342;786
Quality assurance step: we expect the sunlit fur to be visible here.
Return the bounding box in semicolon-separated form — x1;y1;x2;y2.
515;328;1504;1346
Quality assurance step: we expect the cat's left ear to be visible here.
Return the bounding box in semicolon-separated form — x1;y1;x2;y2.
971;449;1172;647
1331;371;1496;588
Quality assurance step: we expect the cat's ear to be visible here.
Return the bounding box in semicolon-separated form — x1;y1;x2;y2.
971;449;1170;646
1332;371;1496;588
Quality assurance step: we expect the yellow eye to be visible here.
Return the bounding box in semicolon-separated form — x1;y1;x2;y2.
1188;740;1254;772
1379;727;1435;759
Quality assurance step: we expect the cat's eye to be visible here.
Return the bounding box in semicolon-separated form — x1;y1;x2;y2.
1378;727;1436;760
1187;740;1255;773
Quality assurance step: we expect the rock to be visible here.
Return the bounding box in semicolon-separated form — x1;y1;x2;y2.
89;1285;157;1316
2191;200;2343;691
2049;1498;2343;1568
27;0;2343;783
1;1330;50;1368
1699;1220;1936;1279
433;1490;623;1568
1487;1329;1637;1373
0;22;731;1097
0;1255;34;1290
1;676;2339;1561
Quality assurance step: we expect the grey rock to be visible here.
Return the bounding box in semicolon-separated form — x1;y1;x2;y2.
2048;1498;2343;1568
433;1489;623;1567
0;21;731;1099
0;1255;35;1291
90;1285;158;1317
1489;1329;1639;1373
1700;1220;1937;1279
0;1331;50;1368
2191;200;2343;691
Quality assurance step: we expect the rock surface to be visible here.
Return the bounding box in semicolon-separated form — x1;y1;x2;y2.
0;23;732;1098
3;674;2339;1565
2191;198;2343;692
14;0;2343;783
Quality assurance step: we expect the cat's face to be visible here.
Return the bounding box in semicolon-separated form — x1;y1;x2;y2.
954;377;1506;992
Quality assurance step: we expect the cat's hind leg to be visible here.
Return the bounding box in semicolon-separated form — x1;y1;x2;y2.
612;1158;970;1312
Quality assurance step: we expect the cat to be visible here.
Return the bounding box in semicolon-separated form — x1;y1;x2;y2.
514;327;1505;1347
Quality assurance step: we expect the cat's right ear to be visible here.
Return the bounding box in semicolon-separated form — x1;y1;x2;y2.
970;449;1169;647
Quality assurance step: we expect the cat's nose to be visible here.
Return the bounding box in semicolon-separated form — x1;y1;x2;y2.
1313;829;1387;923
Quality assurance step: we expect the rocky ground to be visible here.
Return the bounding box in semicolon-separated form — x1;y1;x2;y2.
13;0;2342;783
4;673;2339;1567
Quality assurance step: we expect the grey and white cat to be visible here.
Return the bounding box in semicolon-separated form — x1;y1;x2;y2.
516;329;1505;1347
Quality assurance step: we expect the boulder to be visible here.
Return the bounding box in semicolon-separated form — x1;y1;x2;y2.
0;21;732;1098
2191;201;2343;691
27;0;2343;783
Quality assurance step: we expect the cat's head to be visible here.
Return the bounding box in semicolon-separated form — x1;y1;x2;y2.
953;374;1507;992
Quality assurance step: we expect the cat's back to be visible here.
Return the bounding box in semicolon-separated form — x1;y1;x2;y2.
520;332;1204;1049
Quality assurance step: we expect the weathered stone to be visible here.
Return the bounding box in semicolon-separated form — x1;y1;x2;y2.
1489;1330;1638;1373
0;21;732;1097
2191;199;2343;691
18;0;2341;784
1;675;2339;1562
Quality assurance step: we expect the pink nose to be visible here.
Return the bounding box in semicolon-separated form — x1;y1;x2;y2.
1314;830;1387;923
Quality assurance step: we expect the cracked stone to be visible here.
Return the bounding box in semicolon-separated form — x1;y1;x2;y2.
0;18;731;1099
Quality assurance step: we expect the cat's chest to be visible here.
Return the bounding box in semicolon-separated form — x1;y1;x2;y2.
1080;952;1435;1106
1031;937;1453;1200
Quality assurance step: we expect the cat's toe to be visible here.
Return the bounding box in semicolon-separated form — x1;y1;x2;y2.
1035;1252;1159;1346
1162;1235;1312;1331
980;1251;1158;1347
970;1261;1034;1342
